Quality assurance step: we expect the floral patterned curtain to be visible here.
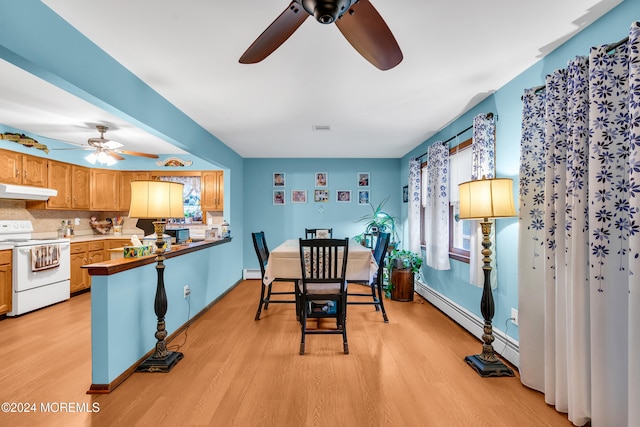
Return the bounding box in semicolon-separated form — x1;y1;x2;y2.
424;141;450;270
408;158;421;253
518;22;640;426
469;113;497;288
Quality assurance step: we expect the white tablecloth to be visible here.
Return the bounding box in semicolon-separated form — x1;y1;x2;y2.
263;239;378;285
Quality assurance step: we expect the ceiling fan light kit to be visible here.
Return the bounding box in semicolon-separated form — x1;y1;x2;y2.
53;124;159;166
239;0;402;70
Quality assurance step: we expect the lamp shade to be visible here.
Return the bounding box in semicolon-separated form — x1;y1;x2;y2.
458;177;516;220
129;180;185;219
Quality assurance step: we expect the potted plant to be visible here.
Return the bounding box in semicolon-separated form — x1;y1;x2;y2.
353;196;399;246
386;248;423;301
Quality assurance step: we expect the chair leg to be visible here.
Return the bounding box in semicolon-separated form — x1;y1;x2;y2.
342;305;349;354
299;303;307;355
254;283;267;321
377;280;389;323
370;283;381;312
264;284;273;310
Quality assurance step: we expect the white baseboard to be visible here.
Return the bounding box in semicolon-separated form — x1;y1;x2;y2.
243;269;262;280
415;280;520;368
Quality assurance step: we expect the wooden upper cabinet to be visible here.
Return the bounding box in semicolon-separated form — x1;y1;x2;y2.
90;169;118;210
0;149;47;187
0;149;23;184
201;171;223;211
45;160;72;209
71;165;90;209
118;171;150;211
21;155;47;187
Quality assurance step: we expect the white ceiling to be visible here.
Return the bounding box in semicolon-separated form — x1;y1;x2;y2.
0;0;622;159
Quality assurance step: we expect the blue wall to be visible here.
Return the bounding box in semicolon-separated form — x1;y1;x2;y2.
243;158;400;267
401;0;638;342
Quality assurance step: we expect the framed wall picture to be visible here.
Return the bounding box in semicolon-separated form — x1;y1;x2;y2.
358;190;370;205
314;189;329;202
273;190;285;205
403;185;409;203
273;172;285;187
291;190;307;204
357;172;370;187
315;172;328;187
336;190;351;203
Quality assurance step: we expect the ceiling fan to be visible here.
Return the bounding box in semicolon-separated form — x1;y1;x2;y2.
58;125;159;166
239;0;403;71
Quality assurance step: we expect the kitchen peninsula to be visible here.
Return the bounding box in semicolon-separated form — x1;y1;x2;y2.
84;237;232;393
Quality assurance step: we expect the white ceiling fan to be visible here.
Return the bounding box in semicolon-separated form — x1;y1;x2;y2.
55;125;159;166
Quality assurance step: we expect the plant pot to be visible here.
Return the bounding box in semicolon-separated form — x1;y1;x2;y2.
390;268;414;302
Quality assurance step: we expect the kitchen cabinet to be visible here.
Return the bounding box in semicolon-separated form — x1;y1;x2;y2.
0;149;47;187
71;165;91;209
44;160;72;209
118;171;150;211
22;155;48;187
90;169;118;210
201;171;223;211
70;241;104;294
27;161;89;210
0;250;12;315
0;149;22;184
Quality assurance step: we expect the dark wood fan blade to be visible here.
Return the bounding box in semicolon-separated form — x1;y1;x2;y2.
239;1;309;64
107;151;125;161
335;0;402;70
116;149;159;159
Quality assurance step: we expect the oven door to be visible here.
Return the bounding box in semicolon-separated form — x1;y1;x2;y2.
13;242;71;292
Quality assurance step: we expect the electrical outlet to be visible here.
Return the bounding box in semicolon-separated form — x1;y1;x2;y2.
183;285;190;298
74;218;81;226
511;308;519;326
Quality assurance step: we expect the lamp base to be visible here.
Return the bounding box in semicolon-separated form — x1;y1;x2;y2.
464;354;514;377
136;351;184;373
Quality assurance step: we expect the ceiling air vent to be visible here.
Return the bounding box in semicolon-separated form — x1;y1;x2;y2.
312;125;331;131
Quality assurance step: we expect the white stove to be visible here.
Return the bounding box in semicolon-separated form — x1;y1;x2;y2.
0;220;70;316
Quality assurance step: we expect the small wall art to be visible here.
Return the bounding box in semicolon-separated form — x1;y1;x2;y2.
273;190;285;205
291;190;307;203
357;172;370;187
358;190;370;205
273;172;285;187
314;189;329;202
315;172;328;187
336;190;351;203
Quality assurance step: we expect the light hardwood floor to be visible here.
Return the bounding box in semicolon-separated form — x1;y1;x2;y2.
0;280;571;427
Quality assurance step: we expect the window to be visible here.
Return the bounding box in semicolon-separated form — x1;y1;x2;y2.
421;137;472;263
157;174;202;224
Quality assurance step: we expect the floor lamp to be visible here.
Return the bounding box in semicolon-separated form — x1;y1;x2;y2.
458;176;516;377
129;180;185;373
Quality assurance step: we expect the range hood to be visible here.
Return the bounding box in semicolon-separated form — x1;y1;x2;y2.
0;183;57;200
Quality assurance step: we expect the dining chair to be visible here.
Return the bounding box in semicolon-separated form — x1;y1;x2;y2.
347;232;391;322
252;231;296;320
305;228;333;239
297;238;349;355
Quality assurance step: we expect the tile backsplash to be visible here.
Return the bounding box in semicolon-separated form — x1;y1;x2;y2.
0;200;223;238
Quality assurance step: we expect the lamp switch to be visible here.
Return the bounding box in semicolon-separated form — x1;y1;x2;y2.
511;308;518;326
183;285;191;298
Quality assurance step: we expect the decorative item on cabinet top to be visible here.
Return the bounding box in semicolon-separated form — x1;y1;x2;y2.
156;157;193;167
1;132;49;152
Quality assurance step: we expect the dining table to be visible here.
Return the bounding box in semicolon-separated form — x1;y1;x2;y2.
263;239;378;285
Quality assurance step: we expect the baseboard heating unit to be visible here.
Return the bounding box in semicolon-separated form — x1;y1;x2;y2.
415;280;520;368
